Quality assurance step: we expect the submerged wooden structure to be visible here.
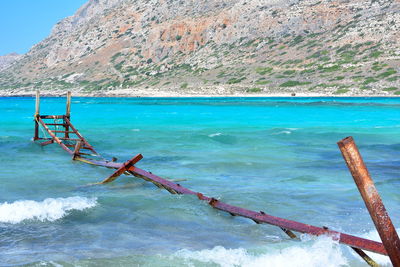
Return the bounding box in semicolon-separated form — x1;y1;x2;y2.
33;92;400;266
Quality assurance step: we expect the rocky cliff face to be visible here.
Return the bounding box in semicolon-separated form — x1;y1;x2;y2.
0;0;399;96
0;53;22;71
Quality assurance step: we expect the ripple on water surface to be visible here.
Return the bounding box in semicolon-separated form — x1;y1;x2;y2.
0;97;399;266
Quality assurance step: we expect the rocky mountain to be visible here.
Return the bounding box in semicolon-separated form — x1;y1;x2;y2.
0;0;399;96
0;53;22;71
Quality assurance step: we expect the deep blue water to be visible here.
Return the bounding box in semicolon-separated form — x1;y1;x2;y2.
0;97;399;266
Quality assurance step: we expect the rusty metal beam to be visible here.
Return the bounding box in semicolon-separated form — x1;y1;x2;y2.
196;192;387;255
66;91;71;118
131;167;386;254
40;115;65;119
280;227;298;239
70;155;387;255
338;136;400;266
72;141;83;160
52;130;75;133
35;91;40;116
34;91;40;140
100;154;143;184
39;139;54;146
65;91;71;139
45;123;67;126
64;116;97;154
37;117;73;155
351;247;379;267
74;157;122;169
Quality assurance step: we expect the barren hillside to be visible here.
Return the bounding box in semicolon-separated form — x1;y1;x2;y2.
0;0;399;96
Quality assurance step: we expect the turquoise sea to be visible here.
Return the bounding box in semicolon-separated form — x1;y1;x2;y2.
0;97;399;266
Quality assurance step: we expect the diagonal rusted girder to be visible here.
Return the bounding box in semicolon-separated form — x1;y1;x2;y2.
100;154;143;184
36;117;73;155
338;136;400;266
51;134;389;257
78;159;388;256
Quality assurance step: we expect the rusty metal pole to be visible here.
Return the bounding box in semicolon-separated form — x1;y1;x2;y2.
65;91;71;139
34;91;40;140
338;136;400;267
66;91;71;118
72;141;83;160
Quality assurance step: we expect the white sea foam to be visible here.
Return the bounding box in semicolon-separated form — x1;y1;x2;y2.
174;236;347;267
271;128;299;135
374;124;400;129
209;133;222;137
0;196;97;224
356;229;399;266
272;130;292;135
131;129;140;132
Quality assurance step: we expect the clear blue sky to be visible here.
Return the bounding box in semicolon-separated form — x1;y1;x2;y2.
0;0;88;56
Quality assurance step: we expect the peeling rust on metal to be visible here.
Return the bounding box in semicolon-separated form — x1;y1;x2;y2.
209;198;219;207
351;247;380;267
338;136;400;266
100;154;143;184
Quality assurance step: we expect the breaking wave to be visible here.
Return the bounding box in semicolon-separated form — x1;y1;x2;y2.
357;229;398;266
208;133;222;137
0;196;97;223
270;128;299;135
174;236;347;267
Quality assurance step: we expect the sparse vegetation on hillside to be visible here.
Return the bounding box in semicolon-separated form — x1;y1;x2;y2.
0;0;399;96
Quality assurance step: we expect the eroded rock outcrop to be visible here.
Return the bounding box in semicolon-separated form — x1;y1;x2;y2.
0;0;399;96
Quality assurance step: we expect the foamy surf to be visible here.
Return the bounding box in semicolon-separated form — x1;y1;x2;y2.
174;236;347;267
208;133;222;137
0;196;97;223
270;128;299;135
356;229;398;266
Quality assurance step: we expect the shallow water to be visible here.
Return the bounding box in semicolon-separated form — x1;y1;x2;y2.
0;97;399;266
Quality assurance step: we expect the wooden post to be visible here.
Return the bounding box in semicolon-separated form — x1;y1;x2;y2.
338;136;400;267
65;91;71;139
34;91;40;140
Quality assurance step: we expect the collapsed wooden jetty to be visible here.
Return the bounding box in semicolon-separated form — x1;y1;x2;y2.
33;92;400;266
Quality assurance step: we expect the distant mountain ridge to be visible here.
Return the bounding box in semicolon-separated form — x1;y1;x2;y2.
0;0;399;96
0;53;22;71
